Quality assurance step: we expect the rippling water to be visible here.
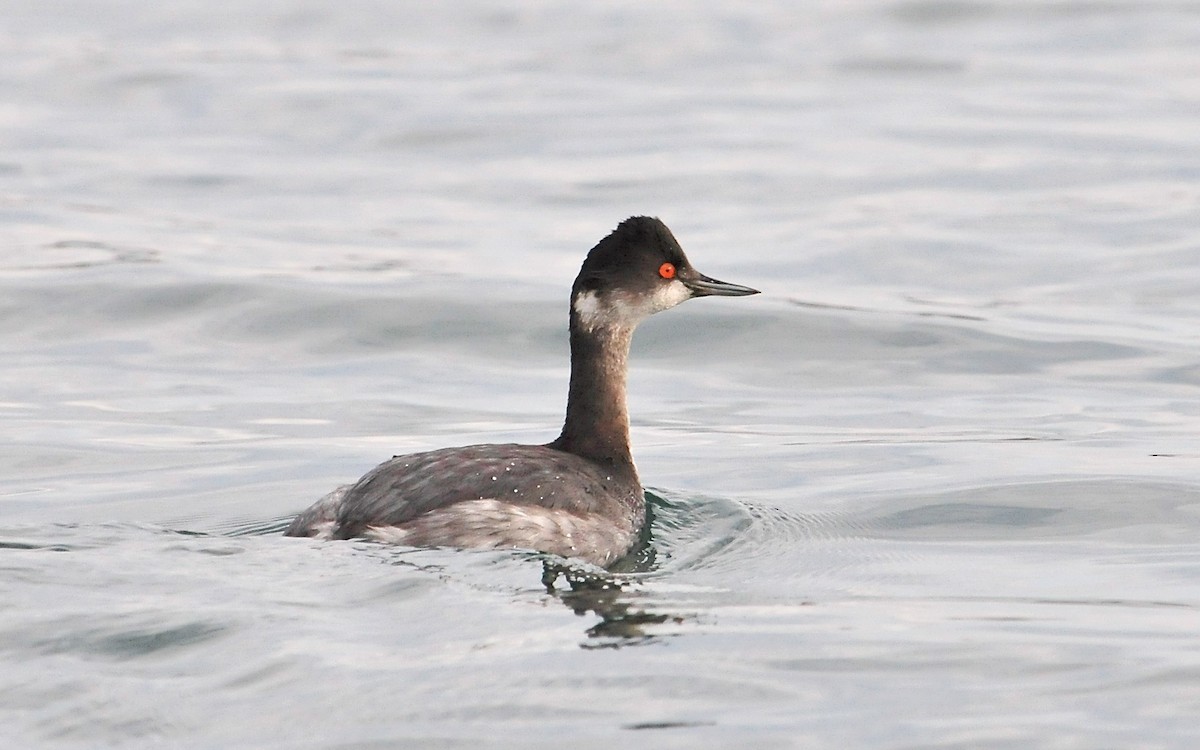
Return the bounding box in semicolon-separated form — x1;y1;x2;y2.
3;1;1200;747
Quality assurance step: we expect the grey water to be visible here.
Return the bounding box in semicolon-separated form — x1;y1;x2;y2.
3;1;1200;747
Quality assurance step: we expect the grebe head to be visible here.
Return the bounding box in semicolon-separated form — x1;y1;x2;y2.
570;216;759;333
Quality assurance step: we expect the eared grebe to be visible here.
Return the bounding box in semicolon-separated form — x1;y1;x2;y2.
285;216;758;566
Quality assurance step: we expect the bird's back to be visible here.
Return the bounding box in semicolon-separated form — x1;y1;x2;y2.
285;443;644;566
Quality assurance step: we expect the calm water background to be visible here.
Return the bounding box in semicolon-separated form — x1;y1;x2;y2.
3;1;1200;747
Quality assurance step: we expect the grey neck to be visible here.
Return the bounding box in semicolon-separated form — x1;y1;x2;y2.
550;317;636;473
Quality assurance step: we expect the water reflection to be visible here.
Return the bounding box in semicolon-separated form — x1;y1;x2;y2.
537;500;686;646
540;559;681;647
242;513;683;645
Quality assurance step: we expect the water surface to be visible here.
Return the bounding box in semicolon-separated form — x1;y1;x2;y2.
2;1;1200;748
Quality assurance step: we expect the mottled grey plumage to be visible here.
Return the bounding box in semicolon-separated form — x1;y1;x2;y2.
285;216;758;567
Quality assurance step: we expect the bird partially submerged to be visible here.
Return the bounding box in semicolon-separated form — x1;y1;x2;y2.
285;216;758;566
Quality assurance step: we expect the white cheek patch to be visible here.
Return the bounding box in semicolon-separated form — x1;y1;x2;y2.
573;290;608;331
573;290;649;331
649;278;692;313
573;280;693;332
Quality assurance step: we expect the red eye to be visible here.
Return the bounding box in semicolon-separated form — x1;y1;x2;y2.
659;262;676;279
